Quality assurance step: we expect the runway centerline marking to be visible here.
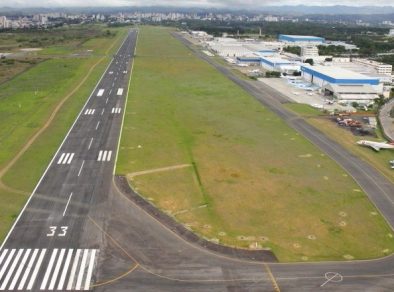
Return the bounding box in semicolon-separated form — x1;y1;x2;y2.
78;161;85;177
101;109;105;115
95;121;100;130
106;98;109;104
88;138;94;150
63;193;73;217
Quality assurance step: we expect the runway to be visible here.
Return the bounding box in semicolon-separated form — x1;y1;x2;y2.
1;28;394;291
0;30;137;291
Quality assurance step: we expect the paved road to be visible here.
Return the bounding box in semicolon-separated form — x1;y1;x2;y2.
379;98;394;142
1;29;394;291
0;30;137;291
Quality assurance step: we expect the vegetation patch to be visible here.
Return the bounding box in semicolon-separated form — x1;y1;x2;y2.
117;26;394;262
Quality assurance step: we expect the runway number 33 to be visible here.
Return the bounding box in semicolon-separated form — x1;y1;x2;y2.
47;226;68;237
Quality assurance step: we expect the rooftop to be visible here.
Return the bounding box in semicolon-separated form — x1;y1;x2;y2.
279;34;325;40
302;65;378;80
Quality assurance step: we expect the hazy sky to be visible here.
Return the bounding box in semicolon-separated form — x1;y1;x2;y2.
4;0;394;7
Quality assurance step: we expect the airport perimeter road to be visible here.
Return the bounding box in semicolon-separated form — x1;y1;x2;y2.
0;30;137;291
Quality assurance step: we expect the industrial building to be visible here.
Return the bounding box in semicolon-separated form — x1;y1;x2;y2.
261;57;301;73
279;35;325;45
301;46;319;57
301;65;381;103
323;84;379;103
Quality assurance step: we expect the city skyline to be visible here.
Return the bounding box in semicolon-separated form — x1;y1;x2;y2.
3;0;394;8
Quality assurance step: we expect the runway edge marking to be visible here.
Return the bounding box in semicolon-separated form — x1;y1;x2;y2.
0;31;130;251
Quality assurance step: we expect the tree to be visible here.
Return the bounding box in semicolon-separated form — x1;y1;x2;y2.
304;58;314;65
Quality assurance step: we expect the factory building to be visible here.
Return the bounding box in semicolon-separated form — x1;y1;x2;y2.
301;45;319;57
301;65;381;103
261;57;301;73
279;35;325;45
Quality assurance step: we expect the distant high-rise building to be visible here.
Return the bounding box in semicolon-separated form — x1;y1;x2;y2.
0;16;7;29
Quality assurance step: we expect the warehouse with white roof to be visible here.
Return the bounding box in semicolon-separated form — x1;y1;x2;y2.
301;65;382;104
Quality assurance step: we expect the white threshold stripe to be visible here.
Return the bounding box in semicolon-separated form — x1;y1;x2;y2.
0;249;15;282
78;160;85;177
9;249;31;290
84;109;89;115
63;192;73;217
98;151;103;161
63;153;70;165
107;151;112;162
102;151;108;162
0;249;8;266
57;249;73;291
18;249;38;290
67;249;81;290
57;153;65;164
75;250;89;290
40;249;58;290
27;249;46;290
48;249;65;290
84;250;97;290
67;153;74;164
0;249;23;290
111;108;114;114
91;109;95;115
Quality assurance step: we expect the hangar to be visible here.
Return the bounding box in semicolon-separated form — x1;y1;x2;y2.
279;35;325;44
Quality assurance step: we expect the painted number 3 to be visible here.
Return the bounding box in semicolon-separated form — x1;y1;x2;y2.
47;226;68;237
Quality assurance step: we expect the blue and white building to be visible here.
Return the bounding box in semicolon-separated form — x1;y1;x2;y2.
279;35;325;45
301;65;382;103
261;57;301;73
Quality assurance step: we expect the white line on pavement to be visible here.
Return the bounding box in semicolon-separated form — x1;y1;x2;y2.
63;193;73;217
40;249;58;290
18;249;38;290
48;249;65;290
88;138;94;150
27;249;46;290
78;160;85;177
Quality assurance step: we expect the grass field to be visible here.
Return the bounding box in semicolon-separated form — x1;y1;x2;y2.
0;26;128;241
285;103;394;183
117;26;394;262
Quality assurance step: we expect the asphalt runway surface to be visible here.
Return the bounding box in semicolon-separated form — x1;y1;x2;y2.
1;29;394;291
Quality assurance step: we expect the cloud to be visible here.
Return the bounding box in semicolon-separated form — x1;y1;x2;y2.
5;0;394;7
